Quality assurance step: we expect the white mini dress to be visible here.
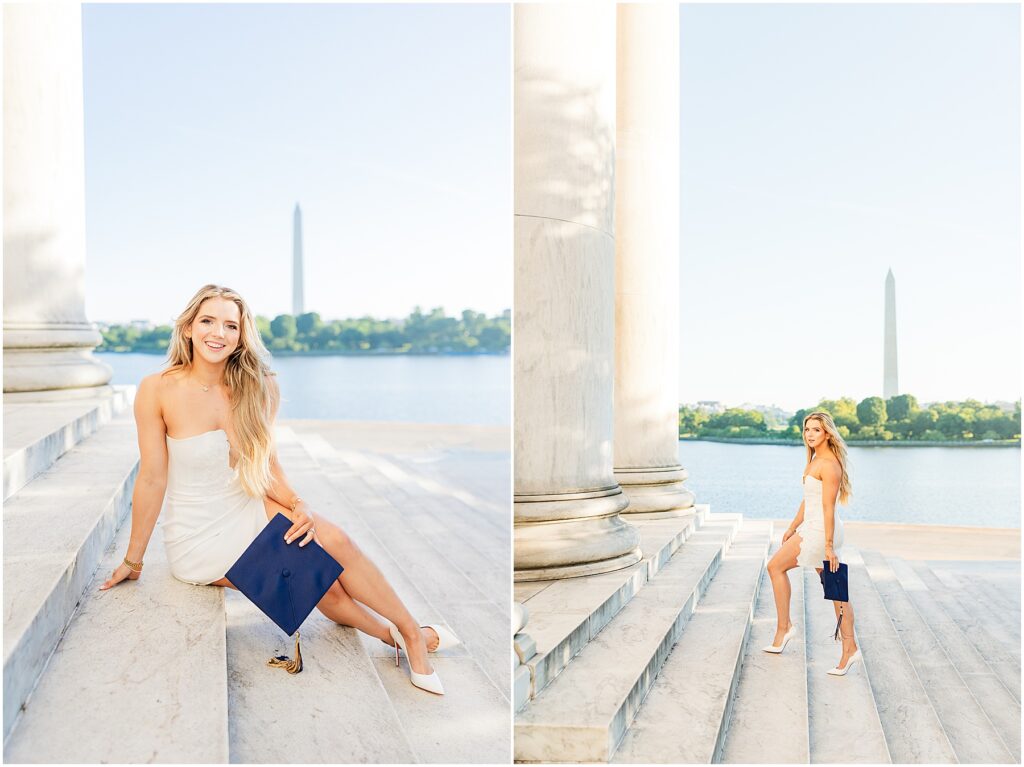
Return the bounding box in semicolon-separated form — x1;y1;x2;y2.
794;474;844;570
161;429;269;586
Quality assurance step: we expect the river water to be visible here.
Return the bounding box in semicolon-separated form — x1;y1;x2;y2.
679;439;1020;528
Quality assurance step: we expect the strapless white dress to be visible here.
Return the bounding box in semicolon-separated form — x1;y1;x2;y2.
795;474;844;570
161;429;269;585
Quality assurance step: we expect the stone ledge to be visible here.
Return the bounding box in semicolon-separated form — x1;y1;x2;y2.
515;507;709;706
2;418;138;741
515;517;740;763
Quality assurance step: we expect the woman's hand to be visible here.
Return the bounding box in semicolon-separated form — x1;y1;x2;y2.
782;527;796;543
284;504;317;547
825;544;839;573
99;562;141;590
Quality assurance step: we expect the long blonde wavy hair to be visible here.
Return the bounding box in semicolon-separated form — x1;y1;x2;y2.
803;411;852;504
163;284;276;498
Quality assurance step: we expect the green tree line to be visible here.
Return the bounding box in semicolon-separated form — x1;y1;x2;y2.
679;394;1021;442
98;307;511;355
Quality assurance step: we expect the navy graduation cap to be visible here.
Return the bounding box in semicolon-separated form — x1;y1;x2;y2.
226;512;344;673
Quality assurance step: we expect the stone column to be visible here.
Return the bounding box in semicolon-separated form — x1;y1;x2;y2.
514;3;641;581
3;3;113;399
613;4;695;517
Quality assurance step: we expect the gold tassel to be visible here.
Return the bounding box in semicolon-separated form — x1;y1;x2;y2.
267;631;303;674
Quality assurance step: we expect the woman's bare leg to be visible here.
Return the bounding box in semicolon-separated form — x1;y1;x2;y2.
210;530;439;654
316;581;439;650
766;532;803;646
832;600;858;669
291;507;433;675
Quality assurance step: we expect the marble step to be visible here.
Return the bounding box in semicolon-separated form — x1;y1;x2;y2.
226;430;416;763
3;386;133;501
860;550;1015;763
718;538;810;764
225;594;416;763
295;431;510;706
908;559;1021;702
3;513;229;762
802;566;891;764
515;509;707;708
612;521;772;764
285;430;510;763
925;563;1022;646
514;516;741;763
945;567;1021;645
331;446;508;603
884;556;1020;760
844;550;956;763
2;417;139;741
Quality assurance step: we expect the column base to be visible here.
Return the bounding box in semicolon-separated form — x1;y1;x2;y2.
3;348;113;395
514;488;641;582
615;464;696;518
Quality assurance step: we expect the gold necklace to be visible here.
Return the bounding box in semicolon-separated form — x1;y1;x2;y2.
191;375;218;393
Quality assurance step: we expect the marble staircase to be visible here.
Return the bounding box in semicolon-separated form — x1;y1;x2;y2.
513;510;771;762
515;520;1021;764
720;543;1020;764
3;406;510;763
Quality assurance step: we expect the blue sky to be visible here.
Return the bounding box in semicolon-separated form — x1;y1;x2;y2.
82;3;510;325
678;3;1019;410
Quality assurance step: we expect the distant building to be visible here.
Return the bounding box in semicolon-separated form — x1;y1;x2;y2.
694;400;724;414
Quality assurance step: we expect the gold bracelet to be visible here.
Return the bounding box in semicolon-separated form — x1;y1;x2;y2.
289;496;303;512
123;556;143;572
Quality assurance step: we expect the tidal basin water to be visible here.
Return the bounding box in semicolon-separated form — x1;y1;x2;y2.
679;439;1020;529
99;352;510;426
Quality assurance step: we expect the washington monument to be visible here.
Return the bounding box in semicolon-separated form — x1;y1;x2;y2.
292;203;304;316
883;267;898;399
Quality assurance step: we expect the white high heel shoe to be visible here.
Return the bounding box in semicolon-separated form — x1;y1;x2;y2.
827;648;862;676
763;625;797;654
423;624;461;653
388;624;445;695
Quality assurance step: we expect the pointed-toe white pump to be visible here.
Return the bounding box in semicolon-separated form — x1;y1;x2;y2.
827;648;862;676
762;625;797;654
388;624;445;695
423;623;461;653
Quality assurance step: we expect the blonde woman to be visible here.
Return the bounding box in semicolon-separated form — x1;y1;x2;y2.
762;411;860;675
99;284;457;694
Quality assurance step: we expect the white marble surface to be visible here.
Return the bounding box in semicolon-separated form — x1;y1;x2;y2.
611;523;770;763
908;559;1021;700
226;593;416;764
4;514;229;763
286;426;511;761
3;418;138;740
886;556;1020;760
515;520;740;762
845;550;956;763
520;514;698;701
861;550;1014;763
3;388;131;500
720;538;810;764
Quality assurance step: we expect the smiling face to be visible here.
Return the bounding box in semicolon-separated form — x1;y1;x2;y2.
184;296;242;364
803;417;827;449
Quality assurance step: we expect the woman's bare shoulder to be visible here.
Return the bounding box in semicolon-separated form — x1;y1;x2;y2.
821;459;843;480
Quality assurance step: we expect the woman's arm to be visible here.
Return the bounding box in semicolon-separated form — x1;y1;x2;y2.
101;375;168;589
821;462;842;571
782;500;805;542
261;375;316;546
